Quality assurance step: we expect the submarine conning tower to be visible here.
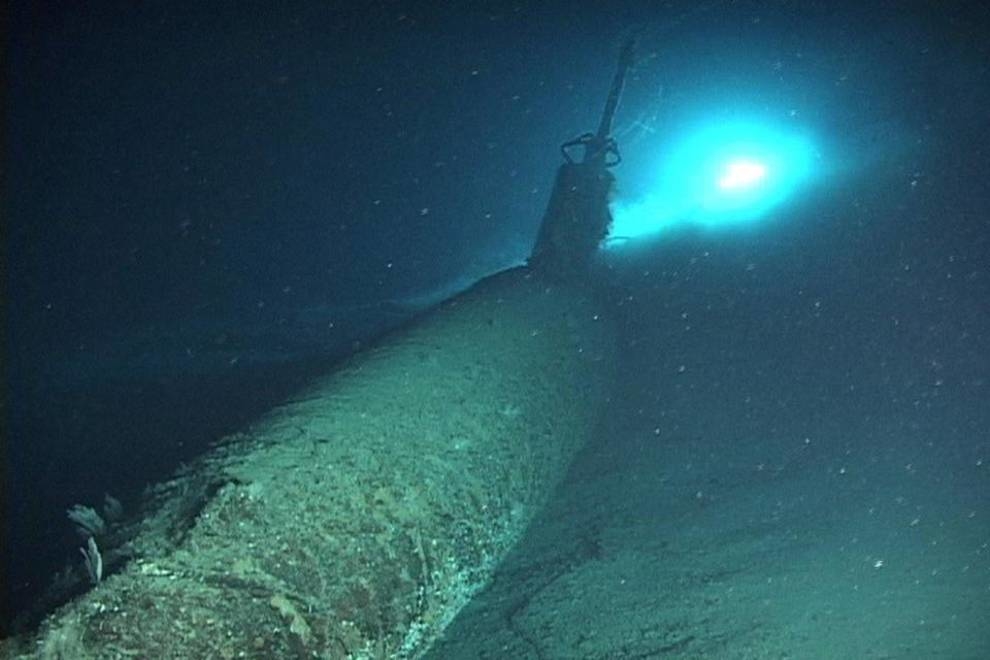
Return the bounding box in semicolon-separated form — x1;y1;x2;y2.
529;37;634;283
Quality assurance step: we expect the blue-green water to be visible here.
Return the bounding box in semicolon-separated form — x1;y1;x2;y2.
5;1;988;655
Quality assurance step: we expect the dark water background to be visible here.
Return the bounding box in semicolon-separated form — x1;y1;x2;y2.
5;0;988;636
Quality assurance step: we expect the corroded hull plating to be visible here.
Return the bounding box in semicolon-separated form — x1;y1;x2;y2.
25;267;615;659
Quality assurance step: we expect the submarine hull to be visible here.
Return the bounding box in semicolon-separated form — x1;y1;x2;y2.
23;266;615;659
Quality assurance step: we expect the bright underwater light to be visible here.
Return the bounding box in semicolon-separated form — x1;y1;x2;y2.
718;159;767;190
608;120;816;244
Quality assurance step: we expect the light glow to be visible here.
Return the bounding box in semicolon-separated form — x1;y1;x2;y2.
718;159;767;190
608;120;816;244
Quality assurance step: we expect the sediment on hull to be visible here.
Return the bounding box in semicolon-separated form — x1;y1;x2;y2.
5;266;615;659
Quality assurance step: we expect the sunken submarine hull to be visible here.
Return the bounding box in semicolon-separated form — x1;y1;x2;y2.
19;266;615;659
13;38;634;660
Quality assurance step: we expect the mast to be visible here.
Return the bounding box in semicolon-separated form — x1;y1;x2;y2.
530;38;635;279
